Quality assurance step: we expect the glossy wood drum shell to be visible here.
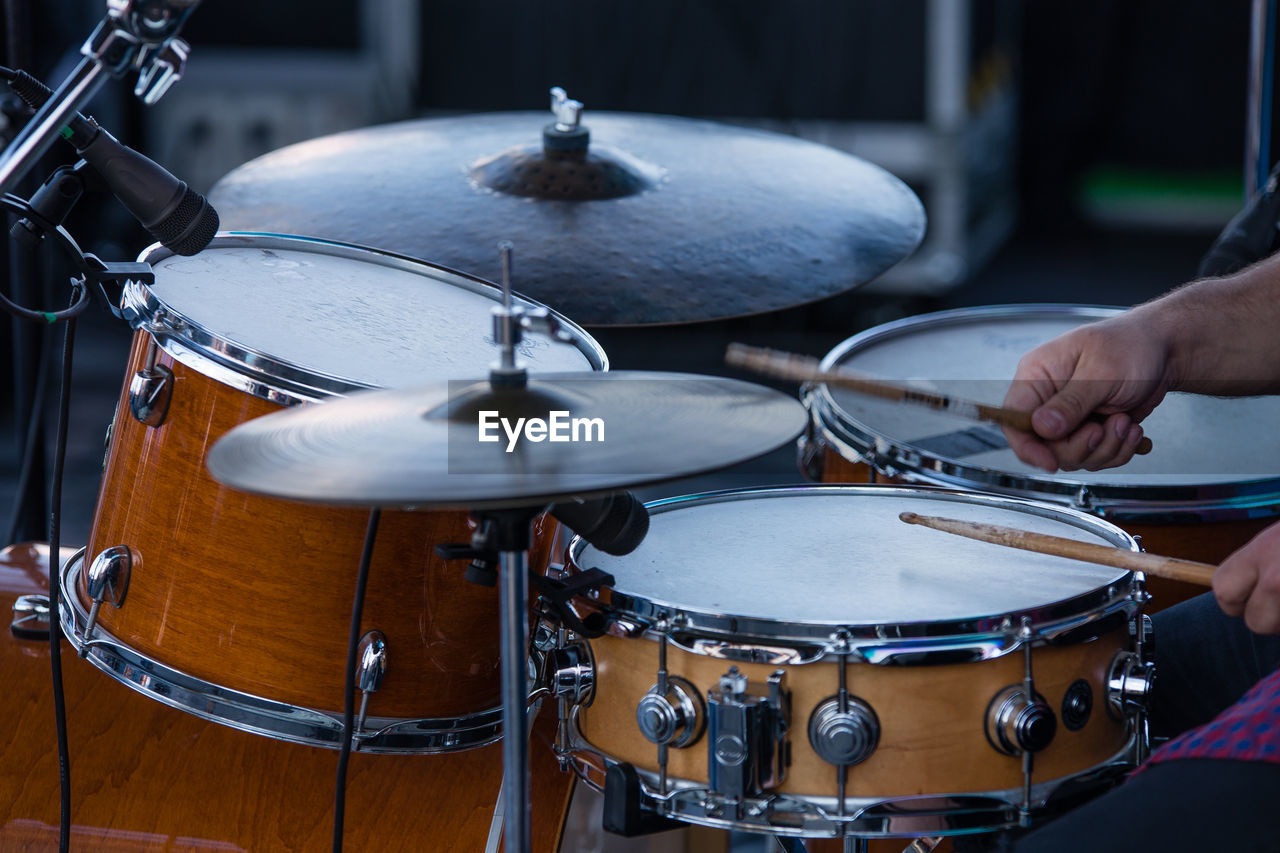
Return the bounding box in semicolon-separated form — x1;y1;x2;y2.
578;628;1129;800
84;333;554;720
0;544;574;852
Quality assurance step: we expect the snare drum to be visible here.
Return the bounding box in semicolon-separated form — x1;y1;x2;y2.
64;233;606;752
803;305;1280;601
552;486;1150;838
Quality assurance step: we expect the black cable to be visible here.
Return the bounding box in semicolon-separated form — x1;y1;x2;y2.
4;327;48;544
334;508;380;853
47;282;81;853
0;193;92;323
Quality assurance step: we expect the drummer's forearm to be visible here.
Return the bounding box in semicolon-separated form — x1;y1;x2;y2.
1142;253;1280;396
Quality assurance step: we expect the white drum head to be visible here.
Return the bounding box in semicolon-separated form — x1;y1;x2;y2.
128;234;603;400
576;487;1133;629
811;305;1280;513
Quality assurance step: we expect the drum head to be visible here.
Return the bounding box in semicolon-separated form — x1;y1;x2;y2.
574;486;1133;634
127;233;605;401
810;305;1280;514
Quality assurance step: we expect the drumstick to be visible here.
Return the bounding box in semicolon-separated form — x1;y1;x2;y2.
898;511;1216;587
725;342;1153;455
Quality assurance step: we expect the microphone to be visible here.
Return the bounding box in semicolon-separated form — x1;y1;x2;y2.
6;69;218;256
550;491;650;556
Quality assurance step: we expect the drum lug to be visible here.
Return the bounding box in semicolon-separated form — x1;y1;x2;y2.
796;424;825;482
128;363;173;427
352;630;387;749
81;545;133;655
985;685;1057;756
706;666;790;804
1071;485;1094;510
11;593;51;640
1106;650;1155;720
550;640;596;707
809;693;879;768
636;674;702;748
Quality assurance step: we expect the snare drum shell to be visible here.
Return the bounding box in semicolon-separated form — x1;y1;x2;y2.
86;333;554;719
579;628;1128;799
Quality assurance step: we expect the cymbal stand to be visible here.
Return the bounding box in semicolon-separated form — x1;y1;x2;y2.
470;506;544;853
481;242;561;852
0;0;203;195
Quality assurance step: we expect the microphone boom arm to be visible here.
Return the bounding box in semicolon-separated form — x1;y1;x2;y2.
0;0;202;195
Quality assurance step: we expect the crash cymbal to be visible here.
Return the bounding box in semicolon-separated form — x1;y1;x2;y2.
209;91;924;326
206;371;807;508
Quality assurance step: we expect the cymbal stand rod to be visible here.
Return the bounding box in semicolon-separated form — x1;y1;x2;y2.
490;241;528;388
479;506;542;853
498;241;516;370
499;546;531;853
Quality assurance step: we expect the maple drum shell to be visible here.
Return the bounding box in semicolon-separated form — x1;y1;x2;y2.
562;486;1148;838
71;234;606;751
1;544;576;853
87;333;556;719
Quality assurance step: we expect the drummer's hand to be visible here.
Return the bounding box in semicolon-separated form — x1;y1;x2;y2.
1216;522;1280;633
1001;314;1169;472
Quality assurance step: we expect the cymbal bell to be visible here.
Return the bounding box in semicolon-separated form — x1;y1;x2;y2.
210;100;924;326
206;371;808;509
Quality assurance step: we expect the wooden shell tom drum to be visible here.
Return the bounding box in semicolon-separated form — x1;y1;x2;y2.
66;233;606;753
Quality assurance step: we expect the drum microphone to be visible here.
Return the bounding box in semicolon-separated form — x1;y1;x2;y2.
550;491;650;556
5;69;219;256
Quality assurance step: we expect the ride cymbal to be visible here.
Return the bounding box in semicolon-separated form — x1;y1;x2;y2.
210;94;924;326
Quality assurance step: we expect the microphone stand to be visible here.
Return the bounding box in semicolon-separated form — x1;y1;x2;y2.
0;0;202;196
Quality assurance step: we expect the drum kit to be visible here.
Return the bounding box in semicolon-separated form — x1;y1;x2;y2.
6;87;1279;853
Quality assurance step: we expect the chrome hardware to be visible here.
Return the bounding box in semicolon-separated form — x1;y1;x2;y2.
706;667;790;802
1061;679;1093;732
81;545;132;655
549;86;584;132
128;363;173;426
637;675;703;748
986;685;1056;756
808;694;879;767
1107;650;1155;719
11;594;51;640
134;37;188;105
669;635;825;666
550;641;596;706
353;630;387;747
796;415;825;482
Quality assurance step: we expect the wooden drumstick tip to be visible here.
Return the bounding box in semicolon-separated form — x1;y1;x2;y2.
898;510;1216;587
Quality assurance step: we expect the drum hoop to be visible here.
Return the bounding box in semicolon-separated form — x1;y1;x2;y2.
60;550;503;754
566;484;1141;659
561;705;1140;837
808;303;1280;518
125;232;609;406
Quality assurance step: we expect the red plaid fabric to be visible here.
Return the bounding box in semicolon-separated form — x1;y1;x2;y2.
1140;666;1280;769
